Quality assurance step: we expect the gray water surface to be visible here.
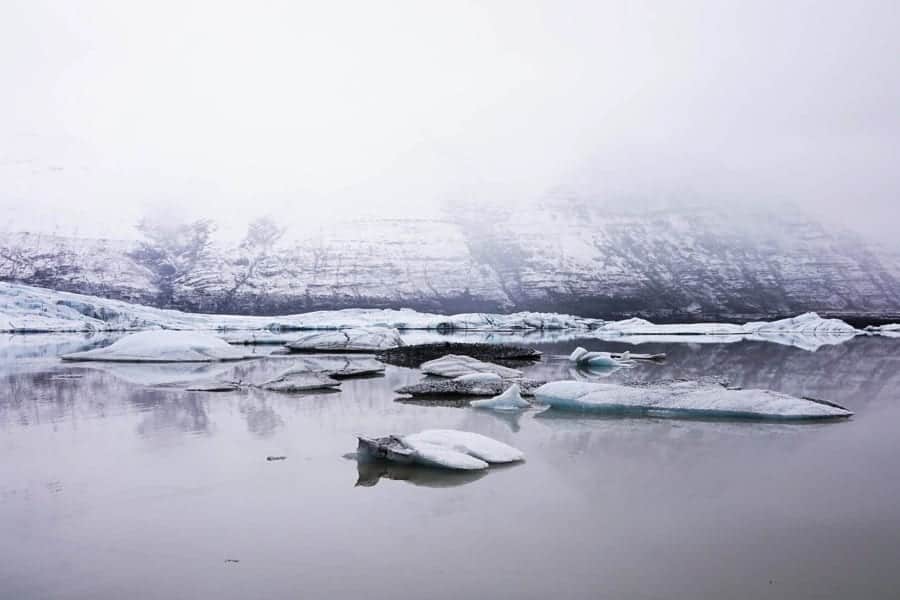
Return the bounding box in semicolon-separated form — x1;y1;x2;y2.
1;334;899;599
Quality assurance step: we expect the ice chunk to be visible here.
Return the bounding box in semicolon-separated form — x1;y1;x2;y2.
258;369;341;392
402;429;525;464
60;330;252;363
420;354;522;378
357;430;523;471
401;442;489;470
534;380;852;420
470;384;531;411
568;346;628;367
285;327;404;352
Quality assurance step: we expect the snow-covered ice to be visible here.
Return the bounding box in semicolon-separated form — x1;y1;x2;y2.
534;380;853;420
258;369;342;392
420;354;522;378
470;384;531;411
285;328;404;352
60;330;253;363
357;429;524;470
0;282;884;351
402;430;525;469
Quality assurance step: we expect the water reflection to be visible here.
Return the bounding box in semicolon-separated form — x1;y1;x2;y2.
3;333;900;600
353;460;488;488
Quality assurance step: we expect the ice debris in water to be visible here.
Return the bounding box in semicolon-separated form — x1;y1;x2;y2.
420;354;522;378
534;380;852;420
470;384;531;411
285;327;404;352
60;330;253;363
357;429;525;470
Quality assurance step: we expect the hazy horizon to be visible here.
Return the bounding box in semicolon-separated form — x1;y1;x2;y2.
2;1;898;244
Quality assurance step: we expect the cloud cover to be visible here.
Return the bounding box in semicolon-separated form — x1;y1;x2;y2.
1;0;897;242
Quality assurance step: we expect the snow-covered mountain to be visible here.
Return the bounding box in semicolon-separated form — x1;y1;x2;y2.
1;199;898;320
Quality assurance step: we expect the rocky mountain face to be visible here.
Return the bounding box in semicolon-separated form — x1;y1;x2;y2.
1;199;898;320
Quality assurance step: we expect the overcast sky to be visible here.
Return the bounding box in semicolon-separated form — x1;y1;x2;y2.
1;0;897;243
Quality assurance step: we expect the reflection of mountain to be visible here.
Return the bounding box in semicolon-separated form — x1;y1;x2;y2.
2;200;899;320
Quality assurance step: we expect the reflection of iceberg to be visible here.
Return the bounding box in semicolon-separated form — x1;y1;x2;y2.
357;429;525;470
74;361;236;387
354;461;488;488
534;380;853;420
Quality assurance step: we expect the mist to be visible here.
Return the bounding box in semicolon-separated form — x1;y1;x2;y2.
1;0;898;243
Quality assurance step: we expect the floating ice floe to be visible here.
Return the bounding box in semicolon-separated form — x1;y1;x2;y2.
378;341;541;367
60;330;253;363
569;347;632;368
285;327;404;352
357;429;525;470
470;384;531;411
258;369;342;392
420;354;523;378
534;380;852;420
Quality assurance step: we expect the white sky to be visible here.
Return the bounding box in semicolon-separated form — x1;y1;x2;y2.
1;0;898;243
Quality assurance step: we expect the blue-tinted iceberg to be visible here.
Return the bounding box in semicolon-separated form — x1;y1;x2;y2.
534;380;852;420
569;347;631;368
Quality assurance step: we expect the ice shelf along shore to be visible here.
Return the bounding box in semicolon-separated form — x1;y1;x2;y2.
0;282;890;351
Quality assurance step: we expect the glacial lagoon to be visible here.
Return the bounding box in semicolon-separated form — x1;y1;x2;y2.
2;333;900;599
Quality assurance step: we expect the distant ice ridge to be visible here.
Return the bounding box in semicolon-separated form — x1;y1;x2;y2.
0;282;884;351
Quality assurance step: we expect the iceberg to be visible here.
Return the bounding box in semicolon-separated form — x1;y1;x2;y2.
569;347;631;368
285;327;404;352
60;330;253;363
420;354;523;379
357;429;524;470
470;384;531;411
534;380;853;420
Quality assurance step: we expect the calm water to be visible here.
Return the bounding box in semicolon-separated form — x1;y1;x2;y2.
2;334;900;599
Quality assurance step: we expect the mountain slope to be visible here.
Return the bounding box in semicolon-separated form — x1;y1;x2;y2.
1;201;898;319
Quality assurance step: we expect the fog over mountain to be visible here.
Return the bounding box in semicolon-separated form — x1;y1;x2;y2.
1;1;899;318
